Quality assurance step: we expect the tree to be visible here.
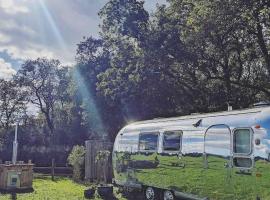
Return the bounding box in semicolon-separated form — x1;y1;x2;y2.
97;0;203;119
97;0;151;118
16;58;69;136
165;0;269;109
99;0;149;42
75;0;270;141
0;79;27;130
76;36;126;139
16;58;70;180
239;0;270;73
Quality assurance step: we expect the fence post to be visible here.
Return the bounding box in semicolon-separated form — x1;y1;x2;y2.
51;158;55;181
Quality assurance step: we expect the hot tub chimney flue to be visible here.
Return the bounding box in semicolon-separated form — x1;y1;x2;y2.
12;120;19;165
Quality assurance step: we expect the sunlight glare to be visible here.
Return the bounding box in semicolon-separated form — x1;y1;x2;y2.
37;0;67;51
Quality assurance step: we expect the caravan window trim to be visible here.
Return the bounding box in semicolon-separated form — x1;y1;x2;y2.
162;130;183;153
232;128;253;156
233;156;254;170
138;131;160;152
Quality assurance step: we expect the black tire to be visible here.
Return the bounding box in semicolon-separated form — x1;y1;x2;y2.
144;186;160;200
163;190;175;200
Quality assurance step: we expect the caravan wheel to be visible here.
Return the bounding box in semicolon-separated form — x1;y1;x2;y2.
144;187;157;200
163;190;174;200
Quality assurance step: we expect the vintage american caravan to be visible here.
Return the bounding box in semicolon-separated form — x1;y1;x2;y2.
113;106;270;200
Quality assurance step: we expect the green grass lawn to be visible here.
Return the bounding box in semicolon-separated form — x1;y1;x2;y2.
0;175;127;200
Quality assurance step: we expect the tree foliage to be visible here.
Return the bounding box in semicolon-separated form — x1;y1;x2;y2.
75;0;270;139
0;79;27;130
1;0;270;166
16;58;70;136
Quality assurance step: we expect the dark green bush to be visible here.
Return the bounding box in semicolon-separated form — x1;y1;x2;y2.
68;145;85;181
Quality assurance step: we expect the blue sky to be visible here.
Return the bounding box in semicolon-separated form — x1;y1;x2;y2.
0;0;167;79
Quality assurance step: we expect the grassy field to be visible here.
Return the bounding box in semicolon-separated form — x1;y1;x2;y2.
0;175;128;200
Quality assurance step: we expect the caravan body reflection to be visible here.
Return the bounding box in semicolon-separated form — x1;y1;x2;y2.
113;106;270;200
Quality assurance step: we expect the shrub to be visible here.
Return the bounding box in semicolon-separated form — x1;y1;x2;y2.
95;150;110;183
68;145;85;182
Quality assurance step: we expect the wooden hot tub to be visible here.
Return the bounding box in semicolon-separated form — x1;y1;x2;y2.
0;162;34;191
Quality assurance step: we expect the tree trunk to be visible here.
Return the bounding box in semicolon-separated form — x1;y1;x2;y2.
48;123;55;181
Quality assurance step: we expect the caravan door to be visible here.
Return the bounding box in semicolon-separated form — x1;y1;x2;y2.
203;124;233;199
231;128;257;200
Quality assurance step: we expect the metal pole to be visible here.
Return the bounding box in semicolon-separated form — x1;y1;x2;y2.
12;120;19;165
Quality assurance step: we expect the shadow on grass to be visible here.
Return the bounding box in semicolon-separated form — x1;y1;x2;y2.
34;174;67;182
100;194;146;200
120;191;185;200
99;195;120;200
0;188;34;200
10;192;17;200
0;188;34;194
120;191;144;200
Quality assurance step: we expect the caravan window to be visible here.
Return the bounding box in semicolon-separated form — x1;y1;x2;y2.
117;132;139;152
139;132;159;151
233;129;252;154
233;157;252;168
163;130;182;151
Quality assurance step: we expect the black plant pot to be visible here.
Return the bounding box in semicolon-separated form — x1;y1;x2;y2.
84;187;95;199
97;185;113;197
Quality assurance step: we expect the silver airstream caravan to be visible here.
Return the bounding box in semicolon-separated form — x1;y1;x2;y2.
113;106;270;200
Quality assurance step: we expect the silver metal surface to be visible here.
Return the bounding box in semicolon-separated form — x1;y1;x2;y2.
12;121;19;164
113;106;270;199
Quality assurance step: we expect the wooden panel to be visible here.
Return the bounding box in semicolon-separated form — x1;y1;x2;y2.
85;140;113;183
0;164;33;189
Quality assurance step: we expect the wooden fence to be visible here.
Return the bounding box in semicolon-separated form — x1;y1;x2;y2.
85;140;113;183
33;167;72;176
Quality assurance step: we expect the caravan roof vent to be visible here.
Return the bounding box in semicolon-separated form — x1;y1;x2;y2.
253;101;270;108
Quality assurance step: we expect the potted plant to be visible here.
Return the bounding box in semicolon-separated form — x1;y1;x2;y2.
84;186;95;199
95;150;113;198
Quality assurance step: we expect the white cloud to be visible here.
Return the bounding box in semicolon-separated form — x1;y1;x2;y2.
0;0;29;14
0;33;10;43
0;20;36;37
0;0;165;70
0;58;16;80
0;45;54;61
